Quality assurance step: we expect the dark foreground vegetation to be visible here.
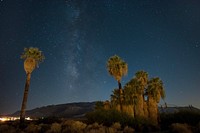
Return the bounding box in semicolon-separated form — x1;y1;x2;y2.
1;109;200;133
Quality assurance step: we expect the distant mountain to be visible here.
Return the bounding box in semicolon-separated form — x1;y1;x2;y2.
11;102;96;118
11;102;200;118
159;105;200;114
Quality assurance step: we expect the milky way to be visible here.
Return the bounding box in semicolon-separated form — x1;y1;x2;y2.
0;0;200;114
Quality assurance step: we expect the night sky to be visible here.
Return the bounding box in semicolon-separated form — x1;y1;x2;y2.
0;0;200;115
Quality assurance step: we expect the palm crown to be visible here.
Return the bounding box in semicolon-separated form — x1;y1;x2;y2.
21;47;45;67
124;78;139;105
107;55;128;82
135;71;148;87
147;77;165;102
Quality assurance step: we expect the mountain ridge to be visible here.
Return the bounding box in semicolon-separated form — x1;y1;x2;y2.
9;102;200;118
11;102;96;118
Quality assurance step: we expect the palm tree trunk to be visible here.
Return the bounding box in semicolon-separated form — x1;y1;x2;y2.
136;94;144;118
118;81;123;112
148;96;158;125
133;98;137;118
143;101;148;119
123;105;134;117
20;73;31;123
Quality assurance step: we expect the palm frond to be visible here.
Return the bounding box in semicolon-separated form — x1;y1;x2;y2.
147;77;166;102
21;47;45;66
106;55;128;81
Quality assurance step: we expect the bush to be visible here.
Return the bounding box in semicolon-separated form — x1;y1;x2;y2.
86;109;132;127
106;127;119;133
62;120;86;133
111;122;121;131
170;123;192;133
85;123;106;133
160;110;200;130
39;123;49;133
85;109;157;132
123;126;135;133
46;122;61;133
0;124;16;133
24;123;41;133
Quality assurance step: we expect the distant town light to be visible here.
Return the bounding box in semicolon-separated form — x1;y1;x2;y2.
0;117;8;122
0;116;33;122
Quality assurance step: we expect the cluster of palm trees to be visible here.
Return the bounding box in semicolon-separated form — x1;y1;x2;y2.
19;48;165;125
107;55;166;125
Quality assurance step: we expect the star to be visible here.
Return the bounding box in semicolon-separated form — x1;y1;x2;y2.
0;0;200;115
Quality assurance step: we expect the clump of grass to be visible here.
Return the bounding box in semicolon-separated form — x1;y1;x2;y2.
160;110;200;130
62;120;87;133
170;123;192;133
111;122;121;131
0;124;16;133
123;126;135;133
85;122;106;133
46;122;61;133
25;123;41;133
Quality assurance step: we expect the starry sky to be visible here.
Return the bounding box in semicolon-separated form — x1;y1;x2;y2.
0;0;200;115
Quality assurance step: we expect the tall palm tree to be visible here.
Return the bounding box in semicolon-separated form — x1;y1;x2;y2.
134;71;148;118
146;77;165;125
107;55;128;112
124;78;138;117
20;47;45;123
110;88;121;111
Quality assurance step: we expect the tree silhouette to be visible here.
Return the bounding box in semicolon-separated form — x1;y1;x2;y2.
146;77;165;125
124;78;138;117
107;55;128;112
20;47;45;123
134;71;148;118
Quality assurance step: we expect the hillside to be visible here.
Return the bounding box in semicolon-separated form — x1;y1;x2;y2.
11;102;96;118
10;102;200;118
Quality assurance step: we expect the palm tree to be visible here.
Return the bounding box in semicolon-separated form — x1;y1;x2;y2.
103;100;110;110
110;88;121;111
134;71;148;118
20;47;45;123
124;78;138;117
107;55;128;112
146;77;165;125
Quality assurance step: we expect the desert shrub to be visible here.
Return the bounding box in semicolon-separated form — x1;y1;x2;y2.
71;121;87;131
105;127;118;133
39;123;49;133
160;110;200;129
175;110;200;125
95;101;104;110
170;123;192;133
0;124;16;133
194;122;200;133
123;126;135;133
62;120;74;133
46;122;61;133
24;123;41;133
85;123;106;133
73;120;86;132
111;122;121;131
86;109;132;127
62;120;86;133
86;109;156;132
86;122;102;130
